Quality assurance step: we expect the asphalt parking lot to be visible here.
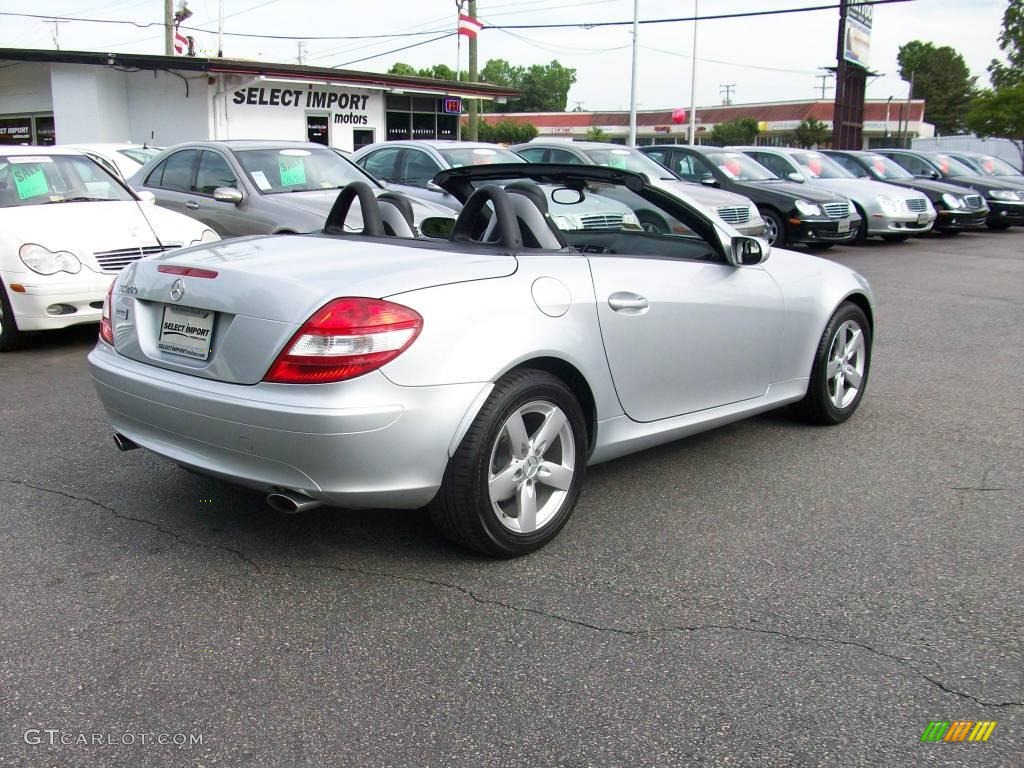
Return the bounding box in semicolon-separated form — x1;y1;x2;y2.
1;230;1021;767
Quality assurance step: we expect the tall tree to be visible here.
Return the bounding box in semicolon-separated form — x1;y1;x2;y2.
791;118;832;148
990;0;1024;87
897;41;977;135
709;118;759;146
966;84;1024;165
514;61;577;112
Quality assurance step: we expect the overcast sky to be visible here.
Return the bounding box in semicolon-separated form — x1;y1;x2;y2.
0;0;1007;109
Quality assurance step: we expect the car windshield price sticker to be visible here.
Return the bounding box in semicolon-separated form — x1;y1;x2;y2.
158;305;215;360
278;156;307;187
12;164;49;200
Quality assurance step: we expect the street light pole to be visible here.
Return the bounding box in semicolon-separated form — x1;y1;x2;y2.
688;0;698;144
628;0;639;146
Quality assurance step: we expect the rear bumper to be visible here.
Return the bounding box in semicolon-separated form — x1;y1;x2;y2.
88;342;488;509
2;270;111;331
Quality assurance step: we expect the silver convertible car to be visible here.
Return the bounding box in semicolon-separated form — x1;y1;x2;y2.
89;164;874;557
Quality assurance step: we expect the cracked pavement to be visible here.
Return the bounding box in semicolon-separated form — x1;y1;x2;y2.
0;232;1021;766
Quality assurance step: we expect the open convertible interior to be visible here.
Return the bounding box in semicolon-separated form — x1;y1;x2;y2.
321;170;723;263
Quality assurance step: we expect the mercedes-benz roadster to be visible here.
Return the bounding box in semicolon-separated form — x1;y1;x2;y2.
89;165;874;557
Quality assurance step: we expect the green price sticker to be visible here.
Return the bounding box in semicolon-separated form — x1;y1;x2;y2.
13;164;49;199
278;157;307;187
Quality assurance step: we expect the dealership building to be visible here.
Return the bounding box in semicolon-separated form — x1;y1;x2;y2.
480;99;933;149
0;48;516;152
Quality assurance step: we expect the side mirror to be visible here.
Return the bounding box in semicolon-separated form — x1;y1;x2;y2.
730;235;769;266
787;172;805;183
136;190;156;205
700;173;718;187
213;187;243;205
928;170;940;179
420;216;456;239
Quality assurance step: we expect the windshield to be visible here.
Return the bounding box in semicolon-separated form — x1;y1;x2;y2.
930;154;976;177
862;154;913;180
793;152;854;179
0;153;135;207
707;152;777;181
119;147;161;165
438;147;524;167
583;147;676;179
234;147;374;193
965;154;1021;177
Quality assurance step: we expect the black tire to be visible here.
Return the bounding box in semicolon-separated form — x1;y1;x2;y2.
430;368;588;557
882;234;909;243
0;281;23;352
805;242;834;251
987;220;1011;230
852;204;869;244
794;302;872;426
934;228;960;235
759;208;787;247
637;210;669;234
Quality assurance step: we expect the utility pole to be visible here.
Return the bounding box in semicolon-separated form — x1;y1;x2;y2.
467;0;479;141
49;19;67;50
297;41;306;65
628;0;639;146
688;0;698;144
815;73;833;99
719;83;735;106
164;0;174;55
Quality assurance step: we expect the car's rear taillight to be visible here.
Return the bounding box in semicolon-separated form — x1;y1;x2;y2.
263;298;423;384
99;281;115;345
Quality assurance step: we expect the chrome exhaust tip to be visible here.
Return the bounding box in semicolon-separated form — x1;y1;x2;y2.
267;491;322;514
113;433;139;452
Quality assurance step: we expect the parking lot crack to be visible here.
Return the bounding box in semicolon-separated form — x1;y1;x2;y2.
0;478;261;573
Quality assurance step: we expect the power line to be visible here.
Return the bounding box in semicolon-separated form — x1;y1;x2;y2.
0;0;917;43
333;32;457;69
720;83;735;105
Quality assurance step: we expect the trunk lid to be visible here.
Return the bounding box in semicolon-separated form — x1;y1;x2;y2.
111;234;517;384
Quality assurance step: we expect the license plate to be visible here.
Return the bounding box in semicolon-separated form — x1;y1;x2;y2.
837;220;851;233
917;212;930;225
158;304;215;360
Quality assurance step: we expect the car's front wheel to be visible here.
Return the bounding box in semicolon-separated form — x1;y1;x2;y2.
759;208;786;247
431;369;588;557
795;302;872;425
0;282;23;352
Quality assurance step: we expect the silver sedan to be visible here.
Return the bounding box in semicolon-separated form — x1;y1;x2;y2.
90;164;874;557
127;140;453;238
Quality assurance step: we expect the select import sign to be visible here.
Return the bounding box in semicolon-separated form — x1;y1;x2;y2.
843;1;873;67
231;84;380;126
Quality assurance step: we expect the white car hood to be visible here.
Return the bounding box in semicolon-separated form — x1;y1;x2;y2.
809;177;928;201
1;201;209;271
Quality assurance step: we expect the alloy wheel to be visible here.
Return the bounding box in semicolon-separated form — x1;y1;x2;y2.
762;215;778;245
826;319;866;409
488;400;576;534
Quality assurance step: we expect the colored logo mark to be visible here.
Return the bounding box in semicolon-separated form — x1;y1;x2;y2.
920;721;997;742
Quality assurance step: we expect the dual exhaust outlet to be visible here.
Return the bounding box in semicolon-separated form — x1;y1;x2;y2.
112;433;322;514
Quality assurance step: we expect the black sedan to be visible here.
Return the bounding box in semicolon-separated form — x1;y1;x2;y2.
874;149;1024;230
943;150;1024;189
640;144;860;248
824;150;989;233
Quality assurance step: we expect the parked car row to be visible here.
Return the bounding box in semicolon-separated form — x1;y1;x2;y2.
3;137;1021;353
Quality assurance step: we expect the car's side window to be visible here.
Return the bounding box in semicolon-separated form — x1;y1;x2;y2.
402;150;442;185
156;150;199;193
516;148;547;162
750;152;792;179
194;151;238;195
359;148;400;181
892;154;931;176
831;154;867;177
145;158;167;187
673;153;702;182
83;152;120;179
548;148;583;165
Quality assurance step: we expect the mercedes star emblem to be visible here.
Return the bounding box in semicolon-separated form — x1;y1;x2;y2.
169;279;185;302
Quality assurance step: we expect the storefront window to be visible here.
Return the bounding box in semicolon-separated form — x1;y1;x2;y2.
412;112;435;139
0;117;33;145
437;115;458;140
386;111;411;141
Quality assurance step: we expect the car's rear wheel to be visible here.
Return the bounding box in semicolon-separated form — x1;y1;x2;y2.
0;282;23;352
794;302;871;425
759;208;786;247
431;369;587;557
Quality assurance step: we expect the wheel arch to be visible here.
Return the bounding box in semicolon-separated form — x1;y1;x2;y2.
505;356;598;454
841;291;874;335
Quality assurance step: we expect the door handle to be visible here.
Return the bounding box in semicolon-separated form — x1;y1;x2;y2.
608;292;649;313
186;200;200;210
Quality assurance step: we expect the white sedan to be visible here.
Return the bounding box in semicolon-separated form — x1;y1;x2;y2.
63;143;162;181
1;146;218;351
